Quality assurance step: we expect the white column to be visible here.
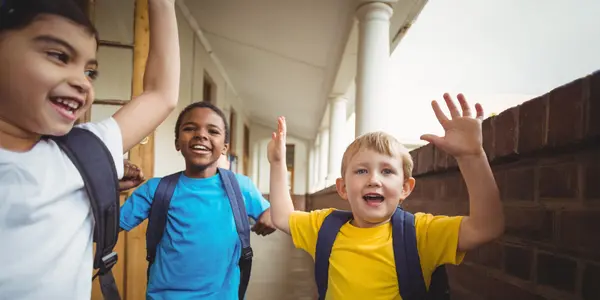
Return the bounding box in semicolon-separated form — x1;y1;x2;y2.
355;1;395;137
327;96;347;184
307;145;315;193
313;136;320;192
318;128;329;189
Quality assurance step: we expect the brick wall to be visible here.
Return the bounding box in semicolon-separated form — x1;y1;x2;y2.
309;71;600;300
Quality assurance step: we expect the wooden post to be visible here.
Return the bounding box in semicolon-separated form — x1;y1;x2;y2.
125;0;152;299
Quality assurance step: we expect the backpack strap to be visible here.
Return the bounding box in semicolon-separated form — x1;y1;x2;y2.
146;172;181;268
314;209;353;300
391;208;427;299
51;128;121;300
218;168;253;300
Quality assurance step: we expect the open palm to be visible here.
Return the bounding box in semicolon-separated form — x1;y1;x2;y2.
420;93;484;158
267;116;287;164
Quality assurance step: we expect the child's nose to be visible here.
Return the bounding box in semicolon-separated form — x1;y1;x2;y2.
68;75;92;95
367;174;382;187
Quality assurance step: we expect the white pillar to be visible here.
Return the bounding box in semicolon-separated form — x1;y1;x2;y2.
355;1;395;137
318;128;329;189
327;96;347;184
308;145;315;193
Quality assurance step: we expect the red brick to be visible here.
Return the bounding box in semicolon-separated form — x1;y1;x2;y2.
310;189;349;210
582;263;600;300
476;242;504;270
493;169;507;201
410;150;419;176
447;265;545;300
416;143;435;175
586;71;600;139
442;173;467;201
494;107;519;157
518;95;548;154
558;210;600;254
504;167;535;201
538;162;578;199
548;78;585;146
504;244;532;280
536;252;577;292
434;145;449;171
504;206;554;241
583;153;600;200
411;177;439;201
482;116;496;160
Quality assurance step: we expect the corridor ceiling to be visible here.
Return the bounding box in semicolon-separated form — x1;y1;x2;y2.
180;0;427;140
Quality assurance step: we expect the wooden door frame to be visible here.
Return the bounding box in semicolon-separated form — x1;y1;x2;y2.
82;0;153;299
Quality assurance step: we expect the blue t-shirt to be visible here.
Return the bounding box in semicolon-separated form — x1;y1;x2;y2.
119;172;270;300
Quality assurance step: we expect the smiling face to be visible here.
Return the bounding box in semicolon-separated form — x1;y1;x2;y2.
336;149;415;228
0;14;98;138
175;107;229;176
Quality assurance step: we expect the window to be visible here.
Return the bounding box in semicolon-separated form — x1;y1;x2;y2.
203;72;215;103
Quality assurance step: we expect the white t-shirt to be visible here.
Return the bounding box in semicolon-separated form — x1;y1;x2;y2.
0;118;124;300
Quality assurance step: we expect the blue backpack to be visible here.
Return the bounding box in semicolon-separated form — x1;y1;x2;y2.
51;128;122;300
145;169;253;300
315;207;450;300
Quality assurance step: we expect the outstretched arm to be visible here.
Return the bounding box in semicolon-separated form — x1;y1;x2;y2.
421;93;504;252
268;117;295;235
113;0;180;152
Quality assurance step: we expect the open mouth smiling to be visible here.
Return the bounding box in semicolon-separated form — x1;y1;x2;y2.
190;144;212;155
49;96;84;121
363;193;384;207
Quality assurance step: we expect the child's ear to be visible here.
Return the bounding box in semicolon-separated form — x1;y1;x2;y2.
221;143;229;155
401;177;416;199
174;139;180;151
335;178;348;200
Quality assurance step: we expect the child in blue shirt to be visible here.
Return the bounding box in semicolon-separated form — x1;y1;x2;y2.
120;101;274;299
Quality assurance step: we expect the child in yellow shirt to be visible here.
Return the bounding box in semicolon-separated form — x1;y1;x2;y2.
267;94;504;300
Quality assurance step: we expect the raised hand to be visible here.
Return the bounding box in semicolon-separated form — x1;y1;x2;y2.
420;93;485;158
267;117;287;164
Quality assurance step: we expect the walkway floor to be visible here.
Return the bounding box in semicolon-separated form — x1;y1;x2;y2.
247;231;317;300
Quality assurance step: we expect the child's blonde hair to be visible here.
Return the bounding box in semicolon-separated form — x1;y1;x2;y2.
340;132;413;180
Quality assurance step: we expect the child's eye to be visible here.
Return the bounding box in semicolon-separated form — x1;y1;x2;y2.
355;169;367;174
382;169;394;175
85;69;98;81
182;127;194;131
209;129;220;135
46;51;70;63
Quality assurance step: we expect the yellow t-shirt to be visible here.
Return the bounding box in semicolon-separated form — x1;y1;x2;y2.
289;208;465;300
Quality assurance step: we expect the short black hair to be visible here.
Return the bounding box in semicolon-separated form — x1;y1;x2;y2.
174;101;230;143
0;0;98;42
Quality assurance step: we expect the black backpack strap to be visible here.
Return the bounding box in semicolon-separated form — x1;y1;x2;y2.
51;128;121;300
314;210;353;300
391;208;427;300
218;168;253;300
146;172;181;271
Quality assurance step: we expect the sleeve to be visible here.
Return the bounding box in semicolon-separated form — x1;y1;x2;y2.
414;213;466;279
119;179;158;231
237;174;270;220
289;208;334;257
76;118;124;179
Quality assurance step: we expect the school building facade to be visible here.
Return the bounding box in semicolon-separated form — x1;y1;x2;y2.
81;0;599;299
